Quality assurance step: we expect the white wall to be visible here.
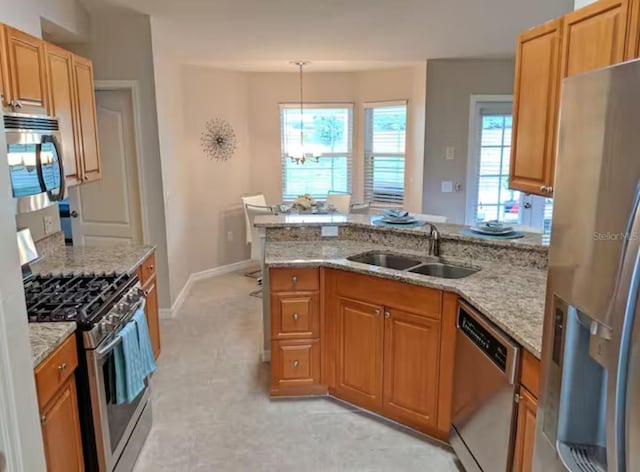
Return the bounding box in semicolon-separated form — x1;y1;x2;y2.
422;59;515;224
64;4;171;309
0;1;89;469
574;0;596;8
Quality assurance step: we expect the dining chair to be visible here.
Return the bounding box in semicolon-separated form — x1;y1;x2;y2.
327;192;352;214
244;203;274;297
349;202;371;214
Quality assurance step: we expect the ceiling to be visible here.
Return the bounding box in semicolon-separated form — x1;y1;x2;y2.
87;0;574;71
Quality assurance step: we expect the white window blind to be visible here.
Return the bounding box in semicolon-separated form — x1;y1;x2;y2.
280;104;353;201
364;102;407;205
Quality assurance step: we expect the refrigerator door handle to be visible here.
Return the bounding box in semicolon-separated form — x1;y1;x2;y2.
614;181;640;471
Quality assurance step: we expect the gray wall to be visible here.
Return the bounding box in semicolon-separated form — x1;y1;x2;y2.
422;59;515;224
64;4;171;309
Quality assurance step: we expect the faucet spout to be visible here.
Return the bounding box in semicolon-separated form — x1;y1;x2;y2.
426;223;440;257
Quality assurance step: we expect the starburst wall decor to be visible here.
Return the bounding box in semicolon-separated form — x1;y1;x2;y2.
201;118;237;162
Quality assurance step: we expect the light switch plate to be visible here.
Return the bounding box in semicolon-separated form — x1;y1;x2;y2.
441;181;453;193
445;147;455;160
321;226;339;237
43;216;55;235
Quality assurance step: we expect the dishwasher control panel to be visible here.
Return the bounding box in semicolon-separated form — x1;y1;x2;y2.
458;308;508;372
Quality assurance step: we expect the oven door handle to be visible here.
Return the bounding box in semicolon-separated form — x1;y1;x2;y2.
95;336;122;361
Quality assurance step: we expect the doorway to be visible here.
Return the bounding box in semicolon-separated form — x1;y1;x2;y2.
66;88;144;246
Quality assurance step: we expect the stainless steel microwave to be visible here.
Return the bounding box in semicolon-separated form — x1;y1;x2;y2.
5;113;65;213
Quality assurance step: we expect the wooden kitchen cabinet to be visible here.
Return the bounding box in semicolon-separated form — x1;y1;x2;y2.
334;296;384;411
3;26;48;113
45;43;82;186
72;55;101;183
561;0;629;78
271;339;322;393
509;19;562;196
382;307;440;433
35;334;84;472
0;26;8;107
136;251;161;360
513;387;538;472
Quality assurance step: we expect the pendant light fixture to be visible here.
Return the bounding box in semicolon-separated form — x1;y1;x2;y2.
288;61;321;165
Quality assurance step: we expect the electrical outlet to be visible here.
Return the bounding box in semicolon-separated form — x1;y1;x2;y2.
43;216;55;235
227;231;234;242
445;147;455;160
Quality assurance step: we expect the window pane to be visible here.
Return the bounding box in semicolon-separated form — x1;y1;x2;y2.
477;177;500;205
282;156;350;200
479;148;502;176
371;106;407;154
481;116;505;146
282;107;351;155
477;205;498;222
371;156;405;202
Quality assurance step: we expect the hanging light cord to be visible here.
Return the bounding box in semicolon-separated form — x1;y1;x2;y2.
298;62;304;159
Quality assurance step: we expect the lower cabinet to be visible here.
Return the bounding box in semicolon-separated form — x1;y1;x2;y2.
136;251;161;360
41;376;84;472
34;334;84;472
513;387;538;472
383;308;440;432
271;339;322;394
334;296;384;411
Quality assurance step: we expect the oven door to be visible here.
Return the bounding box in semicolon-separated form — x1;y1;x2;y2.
87;335;150;472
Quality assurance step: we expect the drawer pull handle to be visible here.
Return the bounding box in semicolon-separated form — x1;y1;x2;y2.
292;276;298;285
293;313;299;321
293;360;299;368
58;363;67;372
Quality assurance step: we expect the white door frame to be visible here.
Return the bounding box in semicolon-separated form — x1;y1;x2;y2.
465;94;513;225
92;80;150;244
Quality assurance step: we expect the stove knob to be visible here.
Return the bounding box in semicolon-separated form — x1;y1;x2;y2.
126;292;139;303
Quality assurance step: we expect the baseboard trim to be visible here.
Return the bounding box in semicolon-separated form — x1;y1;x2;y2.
261;350;271;362
161;259;256;319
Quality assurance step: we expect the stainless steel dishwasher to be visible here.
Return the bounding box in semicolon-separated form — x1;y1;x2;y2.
450;301;521;472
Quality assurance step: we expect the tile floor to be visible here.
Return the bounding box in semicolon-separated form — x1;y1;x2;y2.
133;272;462;471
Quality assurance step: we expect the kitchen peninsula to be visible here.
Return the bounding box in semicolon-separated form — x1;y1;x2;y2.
256;213;547;469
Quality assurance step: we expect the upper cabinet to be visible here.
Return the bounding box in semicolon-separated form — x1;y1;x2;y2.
510;20;563;196
561;0;629;77
4;26;48;113
510;0;636;197
71;55;101;183
45;43;82;186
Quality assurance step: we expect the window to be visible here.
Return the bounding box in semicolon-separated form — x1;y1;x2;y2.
280;104;353;201
364;102;407;205
466;97;552;232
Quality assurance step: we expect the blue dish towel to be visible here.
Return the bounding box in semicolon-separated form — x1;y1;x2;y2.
114;308;157;404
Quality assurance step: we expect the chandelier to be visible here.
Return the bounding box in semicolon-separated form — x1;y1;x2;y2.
288;61;321;165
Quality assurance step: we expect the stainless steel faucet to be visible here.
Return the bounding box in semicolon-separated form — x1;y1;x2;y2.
426;223;440;257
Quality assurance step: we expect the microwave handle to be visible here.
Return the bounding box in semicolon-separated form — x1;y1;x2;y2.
43;135;65;201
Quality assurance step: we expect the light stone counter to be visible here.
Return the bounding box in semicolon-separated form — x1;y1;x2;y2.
30;244;155;276
29;322;77;367
264;240;546;359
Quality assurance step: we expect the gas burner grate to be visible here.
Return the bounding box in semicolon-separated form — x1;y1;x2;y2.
24;272;136;327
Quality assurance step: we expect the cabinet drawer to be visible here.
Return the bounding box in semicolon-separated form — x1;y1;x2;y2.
271;292;319;340
271;339;320;388
35;335;78;409
270;268;319;292
138;252;156;287
521;350;541;398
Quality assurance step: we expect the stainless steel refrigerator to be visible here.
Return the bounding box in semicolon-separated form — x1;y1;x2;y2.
535;58;640;471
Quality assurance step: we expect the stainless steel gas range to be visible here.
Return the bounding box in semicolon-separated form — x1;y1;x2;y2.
24;272;153;472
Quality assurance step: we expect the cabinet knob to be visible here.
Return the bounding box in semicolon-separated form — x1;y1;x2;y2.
374;309;380;316
293;313;299;321
83;175;89;181
292;276;298;285
547;186;553;195
514;393;522;404
40;415;47;425
149;265;154;270
57;362;67;372
293;360;299;368
539;185;546;193
384;311;391;319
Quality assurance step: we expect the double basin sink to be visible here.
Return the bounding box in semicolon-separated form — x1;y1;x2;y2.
347;252;479;279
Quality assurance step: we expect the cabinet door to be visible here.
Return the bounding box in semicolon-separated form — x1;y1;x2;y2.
45;43;82;186
513;387;538;472
509;20;562;196
626;0;640;59
335;296;384;411
41;377;84;472
562;0;629;78
382;308;441;433
271;291;320;340
72;55;101;183
144;278;161;360
0;25;8;107
4;26;48;113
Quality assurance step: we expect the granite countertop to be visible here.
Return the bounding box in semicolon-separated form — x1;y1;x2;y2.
29;322;77;367
30;244;155;276
255;213;549;251
264;240;546;358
